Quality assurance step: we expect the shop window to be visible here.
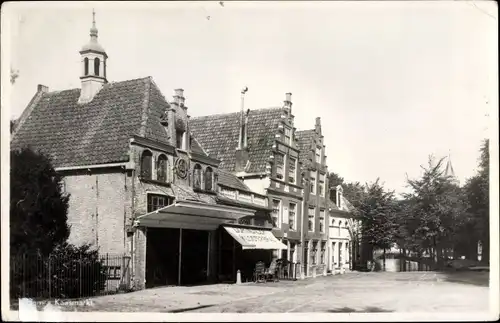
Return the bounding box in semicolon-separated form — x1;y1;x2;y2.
204;167;213;191
140;150;153;180
193;164;202;189
157;154;168;182
147;194;173;212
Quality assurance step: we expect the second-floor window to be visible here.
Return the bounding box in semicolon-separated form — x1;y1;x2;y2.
193;164;202;189
288;157;296;184
284;128;292;145
319;209;325;233
319;173;325;197
275;153;285;180
147;194;173;212
157;154;168;182
141;150;153;180
308;207;315;232
288;203;296;230
204;167;213;191
272;199;282;228
310;171;316;195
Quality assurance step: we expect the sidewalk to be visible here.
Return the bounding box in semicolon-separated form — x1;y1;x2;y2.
60;282;292;312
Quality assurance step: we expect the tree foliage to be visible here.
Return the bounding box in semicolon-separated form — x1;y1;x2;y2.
10;147;70;256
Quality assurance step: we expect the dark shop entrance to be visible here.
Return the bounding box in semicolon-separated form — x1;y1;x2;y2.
145;228;209;288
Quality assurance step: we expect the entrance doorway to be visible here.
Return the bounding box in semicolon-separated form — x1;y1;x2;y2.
146;228;179;288
145;228;209;288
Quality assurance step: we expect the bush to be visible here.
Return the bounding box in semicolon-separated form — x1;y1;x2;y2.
10;244;107;299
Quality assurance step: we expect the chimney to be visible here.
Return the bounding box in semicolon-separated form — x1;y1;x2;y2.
284;92;292;112
37;84;49;93
315;117;321;134
174;88;186;108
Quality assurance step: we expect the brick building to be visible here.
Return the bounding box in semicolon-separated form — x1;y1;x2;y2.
190;94;307;270
10;13;287;289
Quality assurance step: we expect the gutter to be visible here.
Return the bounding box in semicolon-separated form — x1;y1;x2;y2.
55;161;135;172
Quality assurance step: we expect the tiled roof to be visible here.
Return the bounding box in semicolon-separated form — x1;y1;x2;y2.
295;129;315;167
190;108;285;173
11;77;210;167
217;169;251;192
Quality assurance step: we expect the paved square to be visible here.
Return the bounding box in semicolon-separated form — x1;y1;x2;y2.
60;271;488;313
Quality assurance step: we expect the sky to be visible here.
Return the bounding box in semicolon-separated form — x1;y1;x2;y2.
2;1;498;195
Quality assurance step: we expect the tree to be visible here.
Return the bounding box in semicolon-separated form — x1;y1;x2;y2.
10;147;70;256
356;179;398;268
463;139;490;263
328;172;344;188
403;155;469;267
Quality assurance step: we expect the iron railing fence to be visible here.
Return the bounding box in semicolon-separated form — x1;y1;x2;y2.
276;261;299;281
10;253;131;300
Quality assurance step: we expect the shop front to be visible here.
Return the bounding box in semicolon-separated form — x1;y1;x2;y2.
134;200;256;288
218;225;288;283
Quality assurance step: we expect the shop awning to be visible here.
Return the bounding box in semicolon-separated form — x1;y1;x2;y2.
135;200;256;230
223;226;288;250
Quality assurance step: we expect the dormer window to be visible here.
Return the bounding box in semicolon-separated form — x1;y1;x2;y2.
140;150;153;180
204;167;213;191
157;154;168;182
176;130;185;149
193;164;202;189
275;153;285;180
84;57;89;75
94;57;100;76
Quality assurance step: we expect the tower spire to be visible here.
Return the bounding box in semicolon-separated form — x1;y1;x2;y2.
90;8;98;38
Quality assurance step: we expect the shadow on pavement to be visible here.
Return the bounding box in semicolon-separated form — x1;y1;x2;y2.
168;304;215;313
442;271;489;287
327;306;393;313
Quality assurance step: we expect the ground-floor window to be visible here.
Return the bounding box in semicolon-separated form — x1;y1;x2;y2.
147;194;173;212
311;241;318;265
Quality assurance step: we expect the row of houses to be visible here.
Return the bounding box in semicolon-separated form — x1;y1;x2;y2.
10;13;361;289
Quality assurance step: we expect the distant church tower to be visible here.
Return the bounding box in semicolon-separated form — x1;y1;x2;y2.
78;10;108;104
444;152;459;185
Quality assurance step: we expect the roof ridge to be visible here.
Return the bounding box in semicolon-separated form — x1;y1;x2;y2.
191;106;285;120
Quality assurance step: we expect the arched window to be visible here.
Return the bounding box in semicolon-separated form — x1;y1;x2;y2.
141;150;153;180
204;167;213;191
94;58;100;76
157;154;168;182
193;164;202;190
84;57;89;75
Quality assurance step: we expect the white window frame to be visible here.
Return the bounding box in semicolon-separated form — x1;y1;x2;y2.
288;157;296;184
315;146;321;163
319;209;325;233
308;207;315;232
271;199;282;228
319;173;325;197
288;202;297;231
275;153;285;180
310;171;317;195
284;127;292;145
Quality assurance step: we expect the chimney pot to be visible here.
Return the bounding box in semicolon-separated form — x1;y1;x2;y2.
37;84;49;93
316;117;321;126
174;88;184;98
285;92;292;102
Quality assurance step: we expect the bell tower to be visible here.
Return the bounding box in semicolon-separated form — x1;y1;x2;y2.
78;9;108;104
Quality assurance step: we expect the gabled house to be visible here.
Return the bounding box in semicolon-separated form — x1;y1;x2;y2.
190;94;306;268
295;118;329;277
11;13;286;290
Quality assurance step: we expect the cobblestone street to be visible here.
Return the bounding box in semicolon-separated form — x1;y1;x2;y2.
62;271;489;313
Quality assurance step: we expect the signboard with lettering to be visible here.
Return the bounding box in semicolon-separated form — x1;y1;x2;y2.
224;226;287;250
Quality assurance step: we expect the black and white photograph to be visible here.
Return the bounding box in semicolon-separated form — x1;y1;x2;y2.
1;1;498;321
